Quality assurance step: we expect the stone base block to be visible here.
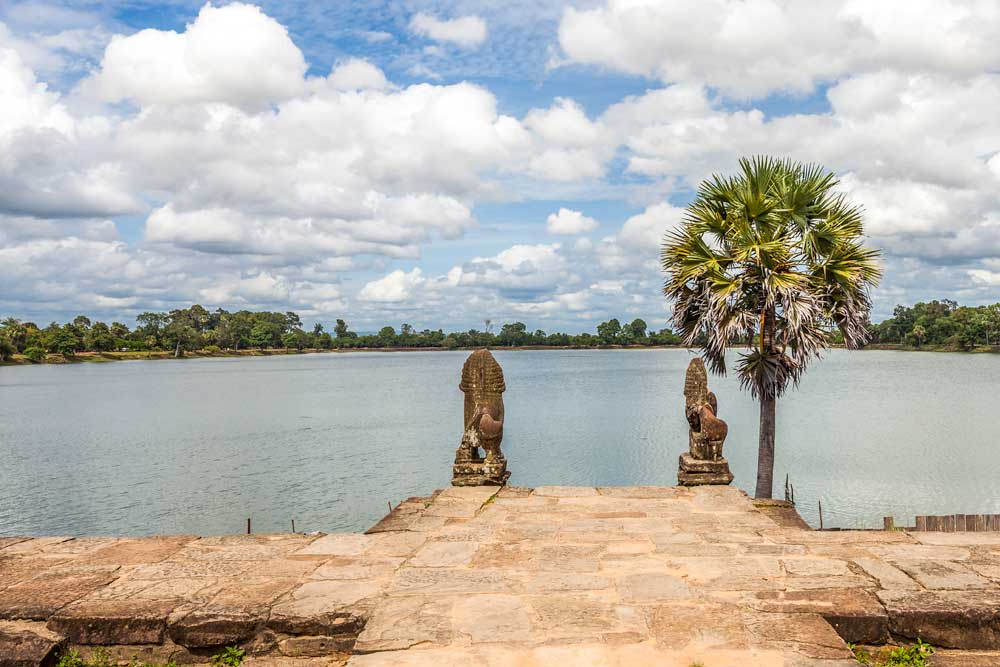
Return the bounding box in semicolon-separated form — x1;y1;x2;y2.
677;453;733;486
452;461;510;487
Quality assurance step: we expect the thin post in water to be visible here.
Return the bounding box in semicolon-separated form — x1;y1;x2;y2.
291;519;296;533
818;500;824;530
247;517;251;535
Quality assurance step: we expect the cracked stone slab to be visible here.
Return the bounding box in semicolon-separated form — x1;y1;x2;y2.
434;487;501;504
0;539;31;552
528;594;643;642
750;589;888;644
878;589;1000;649
0;621;64;667
533;486;599;497
0;539;73;556
269;580;383;636
78;537;197;566
294;535;375;557
47;598;179;645
893;559;992;590
851;557;920;590
310;558;404;581
167;606;266;648
0;569;120;620
647;602;749;650
389;568;518;596
354;596;453;652
452;595;536;644
406;541;479;568
597;486;685;499
616;573;692;602
744;612;854;660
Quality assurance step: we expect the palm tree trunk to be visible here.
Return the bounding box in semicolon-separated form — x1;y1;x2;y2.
756;396;776;498
756;304;777;499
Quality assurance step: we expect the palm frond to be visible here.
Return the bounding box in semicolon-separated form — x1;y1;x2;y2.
662;155;882;384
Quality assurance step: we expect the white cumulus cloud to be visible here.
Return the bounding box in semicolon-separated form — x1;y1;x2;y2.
81;2;308;110
546;208;598;235
358;268;426;302
409;13;487;48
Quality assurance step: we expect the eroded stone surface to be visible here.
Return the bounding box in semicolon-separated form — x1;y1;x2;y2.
4;486;1000;666
0;621;63;667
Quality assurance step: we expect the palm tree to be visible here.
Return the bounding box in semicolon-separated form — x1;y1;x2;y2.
662;156;881;498
911;324;927;348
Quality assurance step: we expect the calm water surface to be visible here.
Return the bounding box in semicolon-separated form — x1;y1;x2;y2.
1;349;998;535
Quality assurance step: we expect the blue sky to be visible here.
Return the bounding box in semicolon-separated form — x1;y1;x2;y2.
2;0;999;331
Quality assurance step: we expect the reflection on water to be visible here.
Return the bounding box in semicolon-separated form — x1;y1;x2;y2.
1;349;998;535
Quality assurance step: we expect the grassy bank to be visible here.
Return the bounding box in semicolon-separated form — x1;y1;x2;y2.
4;342;998;367
862;343;1000;353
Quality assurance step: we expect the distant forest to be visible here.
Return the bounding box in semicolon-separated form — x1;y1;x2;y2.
1;300;998;361
0;306;681;361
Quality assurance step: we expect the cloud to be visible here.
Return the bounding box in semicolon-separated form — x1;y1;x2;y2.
616;203;685;253
358;268;425;302
556;0;1000;98
80;2;308;110
409;13;487;48
4;0;1000;330
546;208;598;235
327;58;389;91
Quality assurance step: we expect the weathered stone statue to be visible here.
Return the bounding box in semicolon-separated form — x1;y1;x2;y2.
678;357;734;486
452;349;510;486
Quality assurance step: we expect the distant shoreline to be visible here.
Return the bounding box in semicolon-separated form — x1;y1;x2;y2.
0;345;684;366
3;342;998;366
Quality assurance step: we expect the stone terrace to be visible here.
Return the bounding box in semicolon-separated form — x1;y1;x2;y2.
3;486;1000;666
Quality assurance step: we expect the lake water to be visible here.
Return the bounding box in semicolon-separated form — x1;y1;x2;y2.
1;349;998;536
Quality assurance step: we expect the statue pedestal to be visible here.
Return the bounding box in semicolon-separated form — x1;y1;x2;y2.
677;453;733;486
452;459;510;487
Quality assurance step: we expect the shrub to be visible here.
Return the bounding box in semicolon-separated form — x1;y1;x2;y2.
23;347;47;362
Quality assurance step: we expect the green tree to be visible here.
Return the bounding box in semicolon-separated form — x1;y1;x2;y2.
248;322;273;349
135;312;167;347
626;318;648;341
911;324;926;348
377;326;397;347
0;336;14;361
52;325;83;355
662;157;881;498
86;322;116;352
596;318;622;345
109;322;131;340
497;322;527;346
334;319;357;342
1;318;27;352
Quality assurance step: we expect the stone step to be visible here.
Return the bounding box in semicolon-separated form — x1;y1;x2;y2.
365;495;437;534
0;621;63;667
878;590;1000;650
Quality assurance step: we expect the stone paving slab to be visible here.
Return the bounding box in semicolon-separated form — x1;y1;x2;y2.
4;485;1000;666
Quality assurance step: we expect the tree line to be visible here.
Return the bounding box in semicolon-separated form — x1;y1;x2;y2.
3;299;999;363
866;300;1000;350
0;306;682;361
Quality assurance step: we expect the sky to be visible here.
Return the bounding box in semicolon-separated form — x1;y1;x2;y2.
2;0;1000;333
